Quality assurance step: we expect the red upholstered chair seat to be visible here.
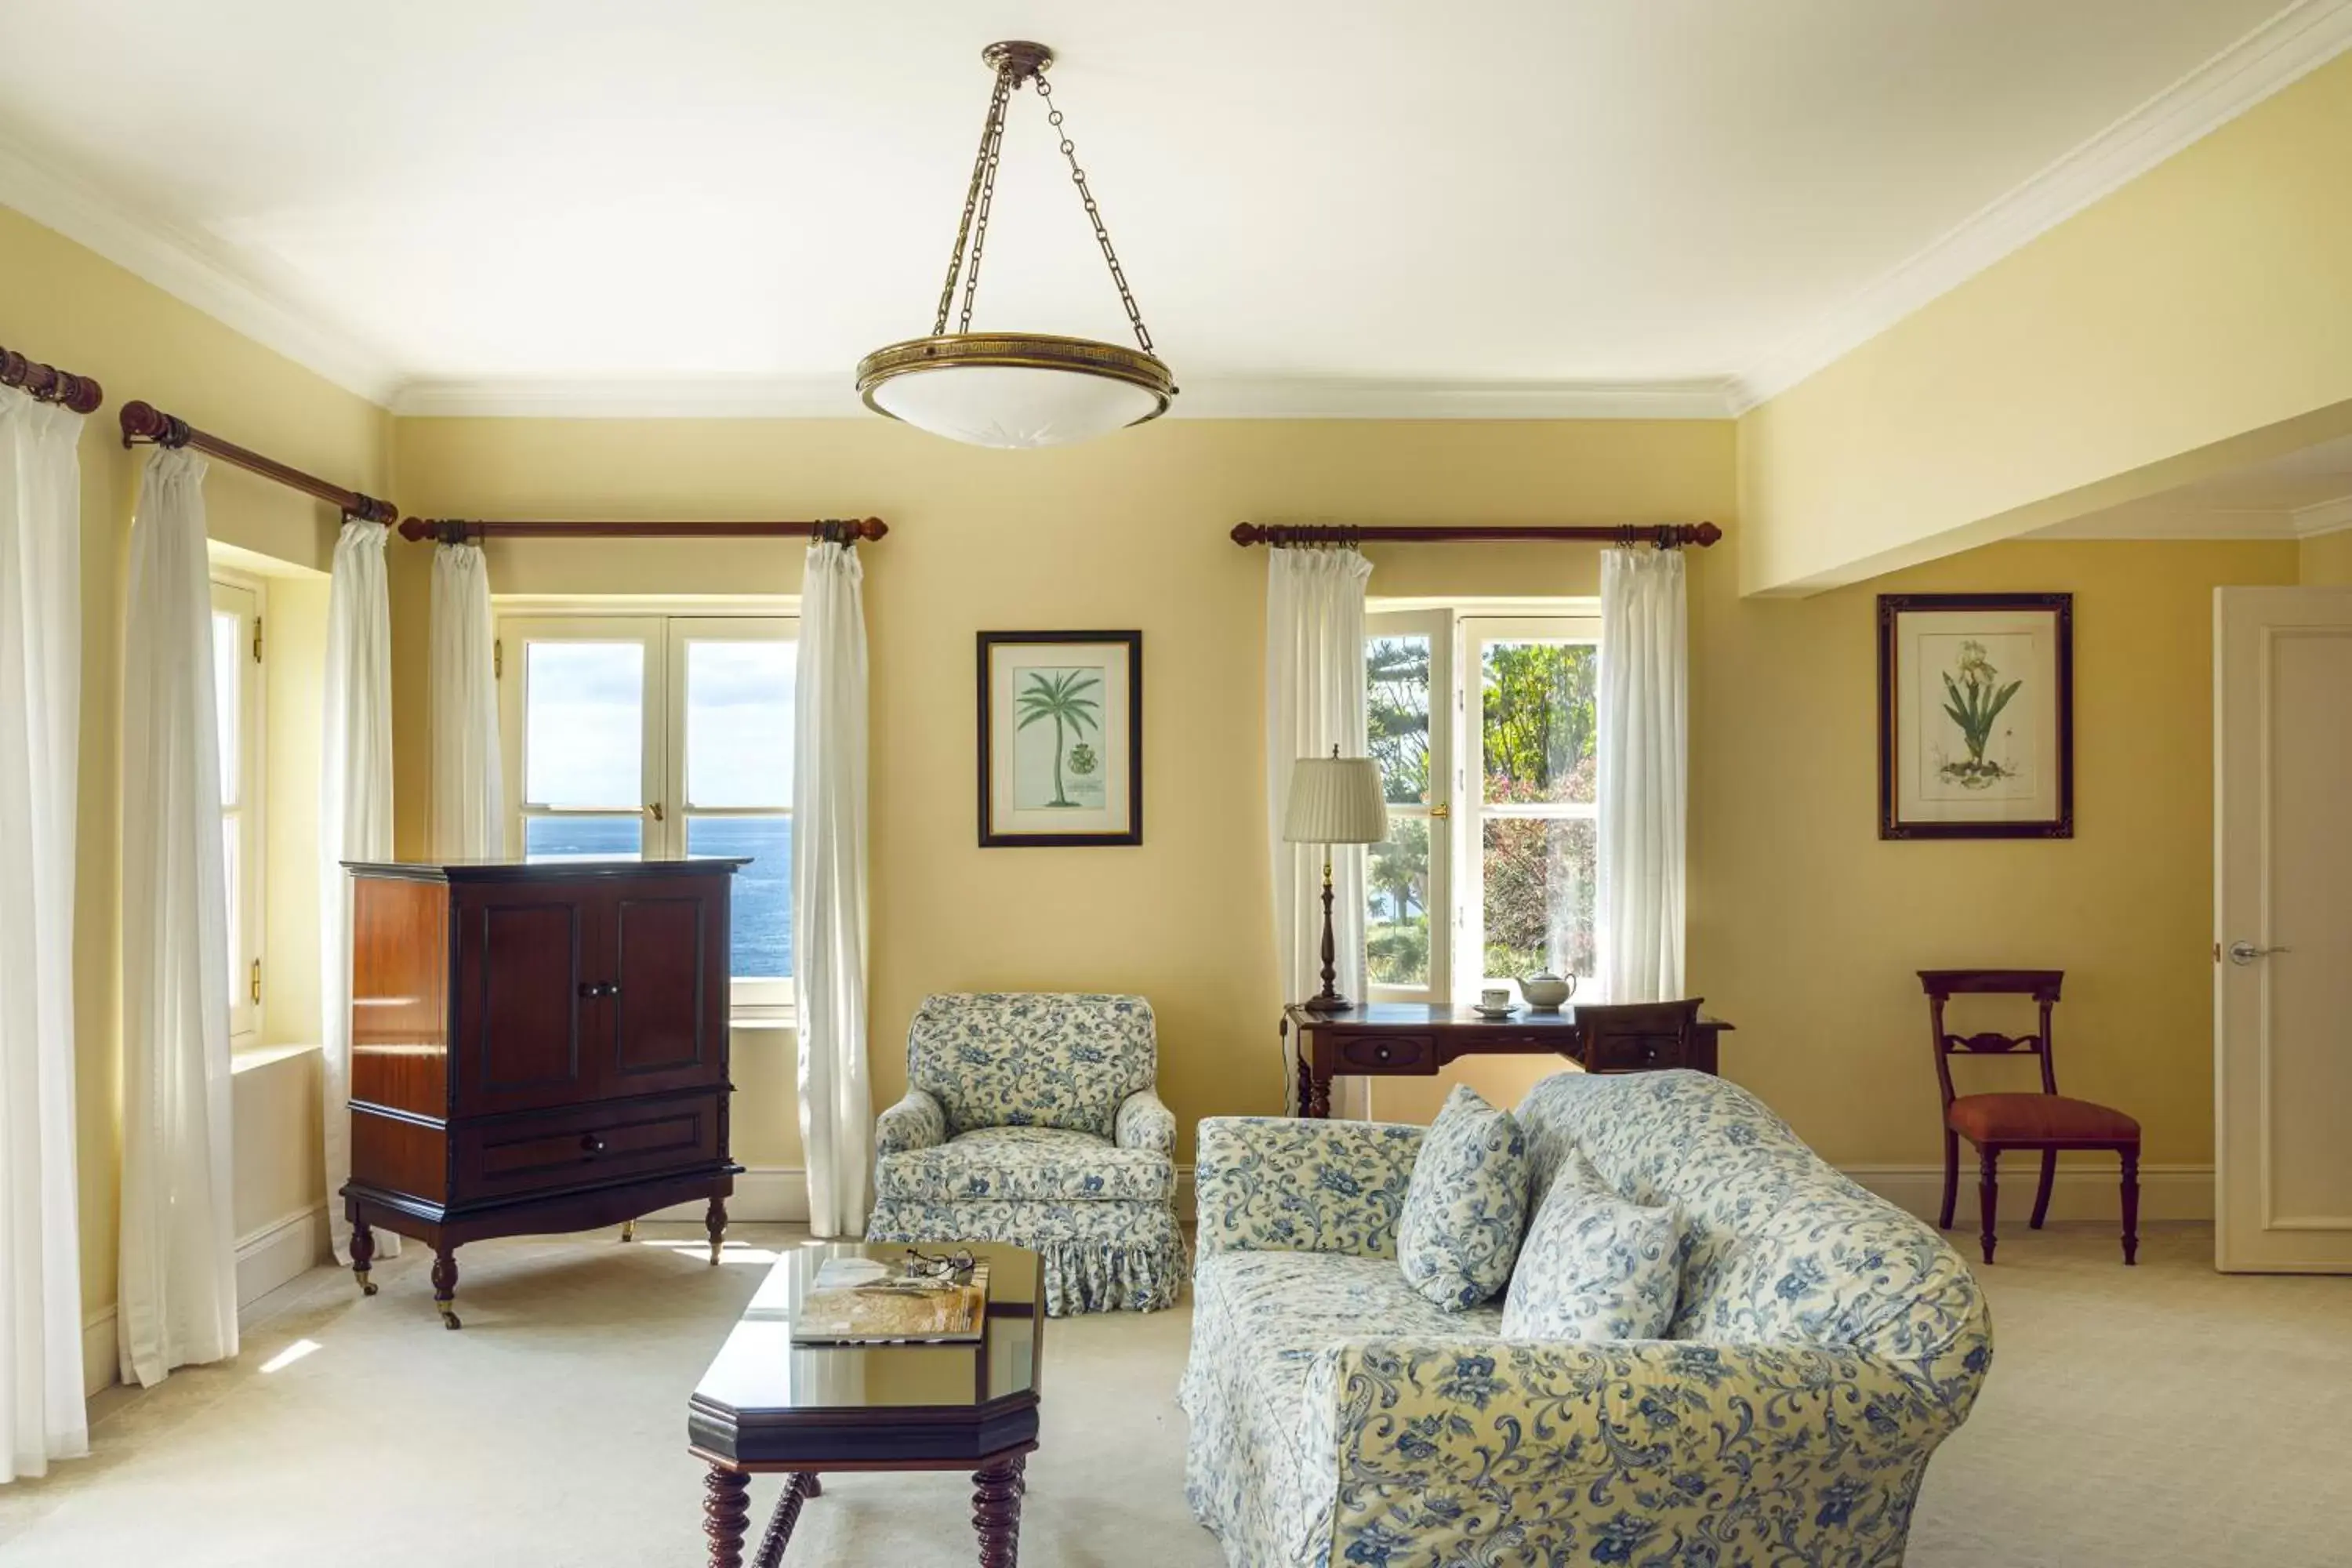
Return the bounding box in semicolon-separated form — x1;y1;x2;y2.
1947;1093;2140;1145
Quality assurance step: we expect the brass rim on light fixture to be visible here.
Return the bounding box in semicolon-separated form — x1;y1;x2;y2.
854;40;1177;437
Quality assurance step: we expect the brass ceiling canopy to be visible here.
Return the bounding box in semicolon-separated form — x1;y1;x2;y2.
855;41;1176;449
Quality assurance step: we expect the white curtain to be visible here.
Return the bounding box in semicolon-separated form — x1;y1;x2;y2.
318;519;397;1266
430;543;503;858
118;447;238;1388
793;541;872;1238
1266;546;1373;1113
0;387;89;1479
1596;546;1688;1004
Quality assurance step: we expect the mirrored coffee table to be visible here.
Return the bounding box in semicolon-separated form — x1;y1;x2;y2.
688;1241;1044;1567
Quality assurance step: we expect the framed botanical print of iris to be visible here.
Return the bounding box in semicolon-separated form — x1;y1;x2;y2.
1878;593;2074;839
978;630;1142;847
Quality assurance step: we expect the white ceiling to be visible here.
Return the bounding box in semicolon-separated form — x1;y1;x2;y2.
2032;433;2352;540
0;1;2343;416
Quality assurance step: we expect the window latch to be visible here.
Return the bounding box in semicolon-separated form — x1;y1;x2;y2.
250;959;262;1006
648;802;665;823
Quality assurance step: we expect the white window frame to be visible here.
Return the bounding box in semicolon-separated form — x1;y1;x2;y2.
210;572;267;1047
1365;601;1602;1007
495;602;798;1024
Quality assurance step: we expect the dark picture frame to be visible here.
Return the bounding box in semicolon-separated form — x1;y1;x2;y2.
1877;593;2074;840
977;630;1144;848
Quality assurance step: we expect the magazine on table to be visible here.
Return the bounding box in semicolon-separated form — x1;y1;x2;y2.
793;1257;989;1344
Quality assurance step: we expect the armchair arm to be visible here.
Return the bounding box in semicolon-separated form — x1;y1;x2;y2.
1193;1116;1424;1259
1303;1338;1967;1564
873;1088;947;1159
1113;1089;1177;1156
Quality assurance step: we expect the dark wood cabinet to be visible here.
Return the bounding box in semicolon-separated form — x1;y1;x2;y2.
342;858;745;1327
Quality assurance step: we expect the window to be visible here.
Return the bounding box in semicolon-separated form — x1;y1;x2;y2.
498;611;797;1019
211;574;266;1046
1365;607;1602;1006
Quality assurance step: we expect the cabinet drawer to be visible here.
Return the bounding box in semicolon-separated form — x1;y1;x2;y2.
455;1093;724;1202
1585;1035;1685;1073
1329;1033;1435;1073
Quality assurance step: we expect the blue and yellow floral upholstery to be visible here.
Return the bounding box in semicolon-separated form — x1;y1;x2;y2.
1181;1070;1993;1566
869;993;1185;1315
1395;1083;1531;1309
1499;1148;1680;1341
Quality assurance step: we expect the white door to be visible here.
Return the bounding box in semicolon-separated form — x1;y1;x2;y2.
2215;586;2352;1272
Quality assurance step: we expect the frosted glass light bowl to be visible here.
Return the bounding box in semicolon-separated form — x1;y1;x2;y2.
857;332;1174;449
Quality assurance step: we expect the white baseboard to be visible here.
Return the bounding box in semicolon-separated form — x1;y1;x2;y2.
236;1204;331;1310
81;1308;116;1399
647;1165;810;1224
1842;1162;2213;1224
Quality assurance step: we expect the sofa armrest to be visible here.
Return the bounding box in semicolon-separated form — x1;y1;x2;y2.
1114;1089;1177;1156
1303;1337;1972;1563
874;1089;947;1159
1193;1116;1424;1258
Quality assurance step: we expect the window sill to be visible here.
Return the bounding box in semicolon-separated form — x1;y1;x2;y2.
231;1041;323;1076
729;1009;797;1033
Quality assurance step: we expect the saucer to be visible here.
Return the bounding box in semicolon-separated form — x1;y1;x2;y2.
1472;1004;1519;1019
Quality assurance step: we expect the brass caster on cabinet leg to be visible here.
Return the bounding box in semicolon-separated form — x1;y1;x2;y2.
619;1220;636;1243
437;1303;463;1330
355;1269;378;1298
709;1240;723;1267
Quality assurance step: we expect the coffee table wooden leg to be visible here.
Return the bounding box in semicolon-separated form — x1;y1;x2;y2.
752;1473;818;1568
973;1454;1025;1567
704;1467;750;1568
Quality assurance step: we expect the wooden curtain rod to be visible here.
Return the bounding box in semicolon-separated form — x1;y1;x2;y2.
1;345;104;414
397;517;889;546
1231;521;1722;549
119;401;397;524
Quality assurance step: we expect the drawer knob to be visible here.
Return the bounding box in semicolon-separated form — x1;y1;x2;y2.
1374;1045;1392;1062
581;1132;607;1156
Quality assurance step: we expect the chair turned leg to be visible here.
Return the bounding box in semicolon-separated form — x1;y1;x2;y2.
1938;1131;1959;1231
1977;1147;2000;1265
2031;1149;2058;1231
2120;1148;2140;1265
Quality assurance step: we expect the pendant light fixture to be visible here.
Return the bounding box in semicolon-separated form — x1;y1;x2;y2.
856;41;1176;449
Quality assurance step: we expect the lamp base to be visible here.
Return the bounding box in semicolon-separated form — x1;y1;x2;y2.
1300;993;1356;1014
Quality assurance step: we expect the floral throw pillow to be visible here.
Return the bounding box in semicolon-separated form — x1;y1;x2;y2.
1501;1149;1682;1341
1396;1084;1533;1309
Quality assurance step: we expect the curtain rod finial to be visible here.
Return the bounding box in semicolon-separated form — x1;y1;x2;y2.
119;400;190;450
1231;522;1264;546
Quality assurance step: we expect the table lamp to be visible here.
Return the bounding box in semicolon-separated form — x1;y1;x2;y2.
1283;747;1390;1013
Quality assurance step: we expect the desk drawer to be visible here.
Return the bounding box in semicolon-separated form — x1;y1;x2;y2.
1328;1033;1435;1073
1586;1036;1686;1073
455;1093;723;1202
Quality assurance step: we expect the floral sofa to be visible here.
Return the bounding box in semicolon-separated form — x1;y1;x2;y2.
866;993;1186;1316
1181;1069;1992;1566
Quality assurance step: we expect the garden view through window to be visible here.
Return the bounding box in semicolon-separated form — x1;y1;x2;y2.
1366;612;1600;1004
505;614;796;1004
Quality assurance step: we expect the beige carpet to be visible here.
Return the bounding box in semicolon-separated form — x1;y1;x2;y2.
2;1221;2345;1566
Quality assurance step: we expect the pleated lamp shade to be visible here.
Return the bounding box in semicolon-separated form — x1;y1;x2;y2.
1283;756;1389;845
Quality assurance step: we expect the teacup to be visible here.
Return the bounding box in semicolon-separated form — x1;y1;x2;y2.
1478;986;1513;1012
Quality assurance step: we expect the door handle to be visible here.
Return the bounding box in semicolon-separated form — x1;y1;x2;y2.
577;981;621;999
2228;941;2292;965
580;1132;606;1156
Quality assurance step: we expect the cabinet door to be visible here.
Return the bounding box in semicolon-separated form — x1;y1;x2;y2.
453;886;590;1116
602;873;730;1099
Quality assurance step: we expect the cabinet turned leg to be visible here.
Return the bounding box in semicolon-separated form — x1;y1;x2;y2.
1977;1147;2000;1266
703;1467;751;1568
751;1472;818;1568
350;1218;379;1297
972;1454;1025;1568
430;1246;461;1330
706;1196;728;1266
2120;1148;2140;1266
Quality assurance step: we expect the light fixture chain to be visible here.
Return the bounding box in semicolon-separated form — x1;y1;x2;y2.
956;72;1011;335
1032;72;1157;357
933;67;1016;338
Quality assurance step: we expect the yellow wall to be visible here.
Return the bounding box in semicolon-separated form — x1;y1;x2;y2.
2302;528;2352;586
1738;51;2352;595
0;201;390;1384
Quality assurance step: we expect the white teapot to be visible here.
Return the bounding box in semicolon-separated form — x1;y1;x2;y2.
1519;971;1577;1012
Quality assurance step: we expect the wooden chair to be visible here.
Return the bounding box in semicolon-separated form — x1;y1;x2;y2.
1577;998;1704;1074
1921;969;2140;1265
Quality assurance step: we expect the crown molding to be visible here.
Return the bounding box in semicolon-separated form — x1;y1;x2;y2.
0;134;401;404
2027;492;2352;541
390;372;1740;421
2292;495;2352;537
1726;0;2352;414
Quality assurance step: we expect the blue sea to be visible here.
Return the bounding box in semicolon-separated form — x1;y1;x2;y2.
524;816;791;980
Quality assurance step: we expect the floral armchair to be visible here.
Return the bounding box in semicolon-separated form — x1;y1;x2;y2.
866;993;1186;1316
1180;1070;1992;1566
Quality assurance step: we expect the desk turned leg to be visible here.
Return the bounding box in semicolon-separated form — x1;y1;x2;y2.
350;1218;378;1297
431;1246;461;1330
973;1454;1025;1568
706;1196;728;1266
704;1467;751;1568
751;1473;818;1568
1307;1064;1332;1120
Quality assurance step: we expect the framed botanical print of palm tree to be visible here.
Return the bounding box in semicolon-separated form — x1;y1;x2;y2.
1877;593;2074;839
978;630;1143;846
